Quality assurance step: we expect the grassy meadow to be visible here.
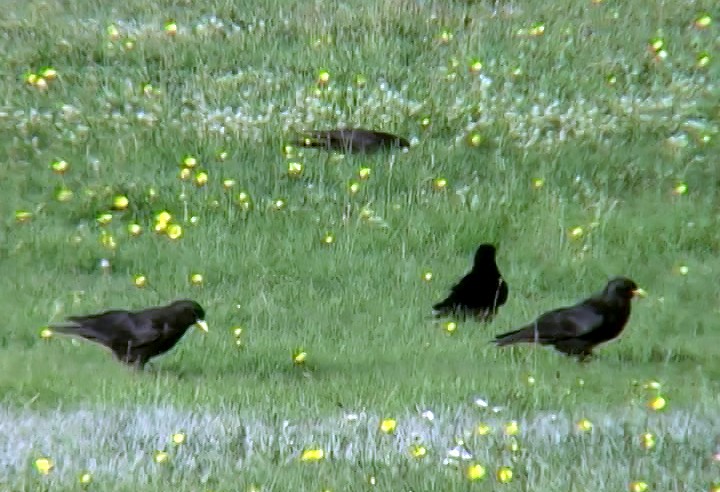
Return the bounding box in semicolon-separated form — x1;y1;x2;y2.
1;0;719;489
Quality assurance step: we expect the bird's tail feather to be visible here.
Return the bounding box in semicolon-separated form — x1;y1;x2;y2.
494;325;541;346
49;321;106;343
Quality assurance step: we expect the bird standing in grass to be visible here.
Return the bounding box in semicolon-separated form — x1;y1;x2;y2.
48;299;208;369
432;243;508;321
493;277;645;361
294;129;410;153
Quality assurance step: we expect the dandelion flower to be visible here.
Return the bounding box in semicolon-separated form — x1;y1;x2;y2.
466;463;486;481
34;457;53;475
648;396;666;411
154;450;169;463
300;448;324;462
504;420;519;436
496;466;513;483
379;418;397;434
629;481;648;492
576;418;593;432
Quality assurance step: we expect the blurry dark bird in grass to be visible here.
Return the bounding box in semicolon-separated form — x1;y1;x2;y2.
294;129;410;153
494;277;645;361
432;243;508;322
49;299;208;369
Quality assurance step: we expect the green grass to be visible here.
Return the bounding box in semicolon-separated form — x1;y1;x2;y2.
1;0;719;489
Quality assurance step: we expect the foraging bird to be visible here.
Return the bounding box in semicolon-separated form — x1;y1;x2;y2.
294;129;410;153
49;299;208;368
493;277;644;361
432;243;508;321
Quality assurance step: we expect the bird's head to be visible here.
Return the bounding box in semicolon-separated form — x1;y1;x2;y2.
172;299;208;332
473;243;498;266
606;277;647;300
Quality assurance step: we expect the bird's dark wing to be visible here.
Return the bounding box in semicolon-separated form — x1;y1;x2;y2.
533;303;605;339
121;313;166;346
52;311;133;344
54;311;161;346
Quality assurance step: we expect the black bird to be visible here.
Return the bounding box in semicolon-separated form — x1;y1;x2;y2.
49;299;208;368
294;129;410;153
493;277;645;361
432;243;509;321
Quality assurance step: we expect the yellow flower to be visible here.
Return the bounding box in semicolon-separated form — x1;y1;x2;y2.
300;448;324;462
475;423;492;436
422;271;433;281
40;328;53;339
673;183;687;195
576;418;593;432
34;457;53;475
293;349;307;365
569;226;584;238
154;450;169;463
134;275;147;287
172;433;185;445
128;223;142;236
496;466;513;483
190;274;204;285
444;321;457;333
504;421;519;436
179;168;191;180
629;481;648;492
433;178;447;190
79;472;92;485
51;160;69;173
468;133;483;147
466;464;486;481
41;68;57;80
56;188;74;202
287;162;303;177
648;396;666;411
358;167;371;179
640;432;655;450
379;418;397;434
321;233;334;245
167;224;183;239
317;70;330;85
155;211;172;224
409;444;427;458
195;171;209;186
223;179;236;189
97;213;113;225
112;195;129;210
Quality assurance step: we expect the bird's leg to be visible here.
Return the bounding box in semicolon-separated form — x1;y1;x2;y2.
577;351;595;364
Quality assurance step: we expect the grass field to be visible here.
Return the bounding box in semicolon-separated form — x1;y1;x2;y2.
1;0;719;490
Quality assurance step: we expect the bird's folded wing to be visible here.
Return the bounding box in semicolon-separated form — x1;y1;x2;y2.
537;306;604;338
123;318;166;348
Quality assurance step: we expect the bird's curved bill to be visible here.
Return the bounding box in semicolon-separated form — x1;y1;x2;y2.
632;288;648;298
195;320;209;332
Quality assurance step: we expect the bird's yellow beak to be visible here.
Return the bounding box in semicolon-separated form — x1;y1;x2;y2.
632;288;648;298
195;319;209;333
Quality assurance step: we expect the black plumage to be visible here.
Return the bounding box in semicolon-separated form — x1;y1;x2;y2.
432;243;508;321
49;299;208;368
294;129;410;153
493;277;644;361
